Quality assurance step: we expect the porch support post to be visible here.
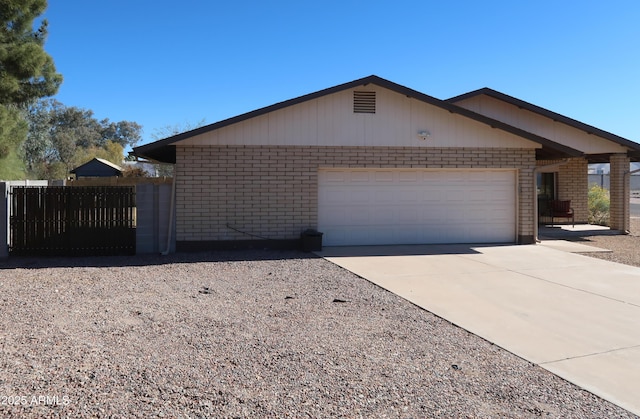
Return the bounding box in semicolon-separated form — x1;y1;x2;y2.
557;157;589;223
609;154;630;231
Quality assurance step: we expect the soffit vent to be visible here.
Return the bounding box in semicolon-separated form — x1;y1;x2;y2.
354;91;376;114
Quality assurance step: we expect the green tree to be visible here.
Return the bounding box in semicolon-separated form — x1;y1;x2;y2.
0;0;62;104
0;105;27;157
148;119;206;177
588;184;610;226
23;99;141;179
0;104;27;179
22;97;52;171
0;147;25;179
51;103;102;149
72;141;124;169
100;119;142;148
0;0;62;177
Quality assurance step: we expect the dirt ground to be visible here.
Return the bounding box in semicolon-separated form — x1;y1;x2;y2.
1;248;637;418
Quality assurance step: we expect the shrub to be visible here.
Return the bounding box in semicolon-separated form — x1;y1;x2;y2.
588;184;610;226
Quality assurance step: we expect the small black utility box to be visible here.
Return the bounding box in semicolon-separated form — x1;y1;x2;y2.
301;229;323;252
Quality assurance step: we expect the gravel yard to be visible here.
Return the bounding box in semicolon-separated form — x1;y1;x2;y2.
1;248;637;418
575;218;640;267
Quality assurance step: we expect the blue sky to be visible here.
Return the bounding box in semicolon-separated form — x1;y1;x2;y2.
42;1;640;148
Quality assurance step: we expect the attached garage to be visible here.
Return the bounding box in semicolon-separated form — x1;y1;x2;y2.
318;168;517;246
136;75;616;250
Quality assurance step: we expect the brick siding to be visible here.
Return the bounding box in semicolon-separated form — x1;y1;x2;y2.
175;146;536;244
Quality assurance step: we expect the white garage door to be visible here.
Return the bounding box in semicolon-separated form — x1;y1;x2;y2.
318;169;516;246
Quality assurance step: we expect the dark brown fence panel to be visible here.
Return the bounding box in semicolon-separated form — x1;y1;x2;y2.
9;186;136;256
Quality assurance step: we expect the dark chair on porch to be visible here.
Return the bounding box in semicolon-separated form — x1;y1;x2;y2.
549;200;574;226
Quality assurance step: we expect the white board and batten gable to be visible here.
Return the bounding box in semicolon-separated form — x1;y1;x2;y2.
451;93;629;155
178;85;540;151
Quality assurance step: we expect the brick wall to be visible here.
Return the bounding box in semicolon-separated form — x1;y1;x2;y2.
175;146;536;245
558;158;588;223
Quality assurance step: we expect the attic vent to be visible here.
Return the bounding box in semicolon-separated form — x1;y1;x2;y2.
354;91;376;113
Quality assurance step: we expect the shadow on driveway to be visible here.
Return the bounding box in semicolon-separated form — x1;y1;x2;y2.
317;243;516;257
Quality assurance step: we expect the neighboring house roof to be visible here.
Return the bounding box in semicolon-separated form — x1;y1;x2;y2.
133;75;607;164
70;157;123;177
447;88;640;162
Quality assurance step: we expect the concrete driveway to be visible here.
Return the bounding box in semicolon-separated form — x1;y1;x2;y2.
318;242;640;416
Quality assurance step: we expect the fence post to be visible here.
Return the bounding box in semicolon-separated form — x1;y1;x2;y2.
158;183;176;254
135;183;175;254
135;184;156;254
0;182;8;260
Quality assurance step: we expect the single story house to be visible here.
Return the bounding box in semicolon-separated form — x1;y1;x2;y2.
133;75;640;250
70;157;123;178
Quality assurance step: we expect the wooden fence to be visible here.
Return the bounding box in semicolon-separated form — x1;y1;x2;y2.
9;186;136;256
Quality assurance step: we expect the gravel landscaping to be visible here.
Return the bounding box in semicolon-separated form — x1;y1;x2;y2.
1;248;637;418
574;218;640;267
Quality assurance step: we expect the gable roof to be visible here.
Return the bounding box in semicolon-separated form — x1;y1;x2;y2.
133;75;584;163
447;88;640;160
70;157;123;175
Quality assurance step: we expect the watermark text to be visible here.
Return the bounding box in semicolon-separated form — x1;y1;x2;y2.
1;395;71;407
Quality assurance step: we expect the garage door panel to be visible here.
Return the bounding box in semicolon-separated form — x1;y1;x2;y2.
397;189;420;202
324;206;379;226
350;171;371;182
348;228;374;243
322;227;348;244
374;191;395;203
349;207;375;225
321;207;350;225
371;207;396;224
399;207;421;223
350;190;371;203
398;171;418;182
321;189;351;204
466;189;489;201
445;207;468;222
484;208;513;224
374;171;394;182
319;169;516;246
423;190;444;202
467;209;489;223
423;207;445;222
323;170;350;182
445;190;466;202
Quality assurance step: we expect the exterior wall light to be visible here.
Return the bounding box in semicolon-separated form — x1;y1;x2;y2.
418;130;431;140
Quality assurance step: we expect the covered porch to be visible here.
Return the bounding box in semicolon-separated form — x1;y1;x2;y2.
445;87;640;242
536;152;640;240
